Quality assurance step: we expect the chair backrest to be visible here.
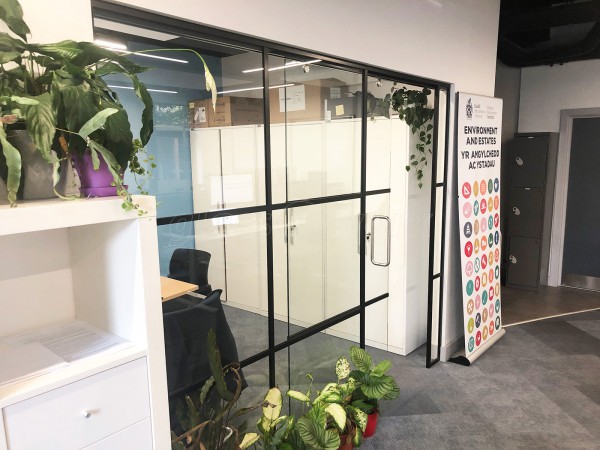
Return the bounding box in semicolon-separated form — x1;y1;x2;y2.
168;248;211;287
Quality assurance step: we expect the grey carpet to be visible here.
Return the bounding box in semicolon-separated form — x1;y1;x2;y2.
224;307;600;449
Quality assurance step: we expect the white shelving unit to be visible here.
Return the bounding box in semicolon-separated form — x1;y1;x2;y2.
0;196;169;450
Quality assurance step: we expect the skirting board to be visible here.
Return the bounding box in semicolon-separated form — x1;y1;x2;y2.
449;328;506;366
440;335;464;362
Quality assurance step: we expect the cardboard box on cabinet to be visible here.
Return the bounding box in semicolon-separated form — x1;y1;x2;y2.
189;97;264;128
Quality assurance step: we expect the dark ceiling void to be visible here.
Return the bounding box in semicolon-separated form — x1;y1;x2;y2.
498;0;600;67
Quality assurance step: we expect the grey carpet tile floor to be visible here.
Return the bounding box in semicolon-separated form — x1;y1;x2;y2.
228;308;600;449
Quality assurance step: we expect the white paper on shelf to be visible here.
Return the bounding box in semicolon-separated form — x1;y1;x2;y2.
1;320;129;363
0;342;68;387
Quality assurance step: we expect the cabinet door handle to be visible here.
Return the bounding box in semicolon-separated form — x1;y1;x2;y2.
512;207;520;216
509;255;517;264
515;156;524;166
370;215;391;267
82;411;91;419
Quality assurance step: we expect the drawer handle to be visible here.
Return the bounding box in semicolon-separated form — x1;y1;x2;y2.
512;207;520;216
509;255;517;264
83;411;91;419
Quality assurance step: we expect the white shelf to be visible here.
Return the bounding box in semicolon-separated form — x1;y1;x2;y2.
0;195;156;236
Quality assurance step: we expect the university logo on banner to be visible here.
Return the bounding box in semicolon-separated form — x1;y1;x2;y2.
456;93;505;362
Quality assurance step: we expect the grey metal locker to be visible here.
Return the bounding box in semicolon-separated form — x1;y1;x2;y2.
507;237;541;289
508;188;544;237
505;132;558;290
510;136;549;188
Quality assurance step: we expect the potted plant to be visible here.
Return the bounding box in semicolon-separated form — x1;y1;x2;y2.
0;0;215;211
347;346;400;438
286;357;368;450
171;329;255;450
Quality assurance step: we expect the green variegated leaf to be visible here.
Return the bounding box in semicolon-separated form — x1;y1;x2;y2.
239;432;260;449
371;360;392;376
325;403;346;431
78;108;119;140
261;387;283;430
361;374;400;400
353;426;363;447
9;95;37;105
352;407;368;433
287;390;310;403
203;59;217;111
24;92;57;163
335;357;350;380
350;346;372;372
0;0;29;41
88;142;100;171
0;126;21;205
297;416;340;450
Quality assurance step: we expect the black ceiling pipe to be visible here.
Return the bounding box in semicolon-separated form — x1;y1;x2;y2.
498;20;600;67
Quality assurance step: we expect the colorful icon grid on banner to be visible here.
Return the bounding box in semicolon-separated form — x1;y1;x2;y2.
457;93;503;359
462;177;502;354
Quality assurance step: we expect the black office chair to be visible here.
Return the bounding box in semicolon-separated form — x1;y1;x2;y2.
168;248;212;295
162;289;244;429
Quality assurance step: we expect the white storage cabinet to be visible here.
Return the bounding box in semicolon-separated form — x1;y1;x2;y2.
0;197;169;450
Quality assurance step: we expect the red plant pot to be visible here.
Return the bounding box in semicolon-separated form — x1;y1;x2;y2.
363;411;379;438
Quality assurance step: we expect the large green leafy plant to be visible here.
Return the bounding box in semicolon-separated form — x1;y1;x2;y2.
0;0;216;209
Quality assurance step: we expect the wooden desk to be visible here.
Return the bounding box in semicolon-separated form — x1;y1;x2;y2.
160;276;199;302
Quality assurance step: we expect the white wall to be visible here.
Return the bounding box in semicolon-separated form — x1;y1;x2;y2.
113;0;499;95
519;59;600;132
19;0;501;359
20;0;93;42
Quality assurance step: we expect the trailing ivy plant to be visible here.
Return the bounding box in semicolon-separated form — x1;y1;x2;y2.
352;85;434;188
390;86;434;189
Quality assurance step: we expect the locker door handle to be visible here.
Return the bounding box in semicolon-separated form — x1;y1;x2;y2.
515;156;524;166
512;207;520;216
509;255;517;264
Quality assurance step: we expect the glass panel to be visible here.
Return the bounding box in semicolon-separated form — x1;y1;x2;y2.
220;212;269;360
365;76;393;191
428;277;441;363
157;219;196;276
366;298;388;350
268;54;362;200
287;199;360;332
287;316;358;398
272;209;291;346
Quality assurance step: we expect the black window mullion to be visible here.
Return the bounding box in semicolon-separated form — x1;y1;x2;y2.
359;69;368;348
426;87;442;368
261;47;276;387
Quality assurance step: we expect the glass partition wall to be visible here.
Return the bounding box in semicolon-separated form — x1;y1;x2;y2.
92;0;450;409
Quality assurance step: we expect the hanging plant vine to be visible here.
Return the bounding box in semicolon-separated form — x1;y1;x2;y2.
390;86;434;188
352;85;434;188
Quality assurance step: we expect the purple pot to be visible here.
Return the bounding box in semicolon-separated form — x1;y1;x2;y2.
73;151;124;197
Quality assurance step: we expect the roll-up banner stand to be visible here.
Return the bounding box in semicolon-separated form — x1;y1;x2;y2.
450;93;506;366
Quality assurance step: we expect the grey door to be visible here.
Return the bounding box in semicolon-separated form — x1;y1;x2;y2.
562;117;600;289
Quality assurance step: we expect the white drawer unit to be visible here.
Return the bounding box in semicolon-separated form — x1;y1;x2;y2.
3;358;150;450
0;197;171;450
84;418;152;450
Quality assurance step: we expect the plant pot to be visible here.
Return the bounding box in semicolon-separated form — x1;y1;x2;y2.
72;150;122;197
338;433;354;450
363;411;378;438
1;129;67;202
